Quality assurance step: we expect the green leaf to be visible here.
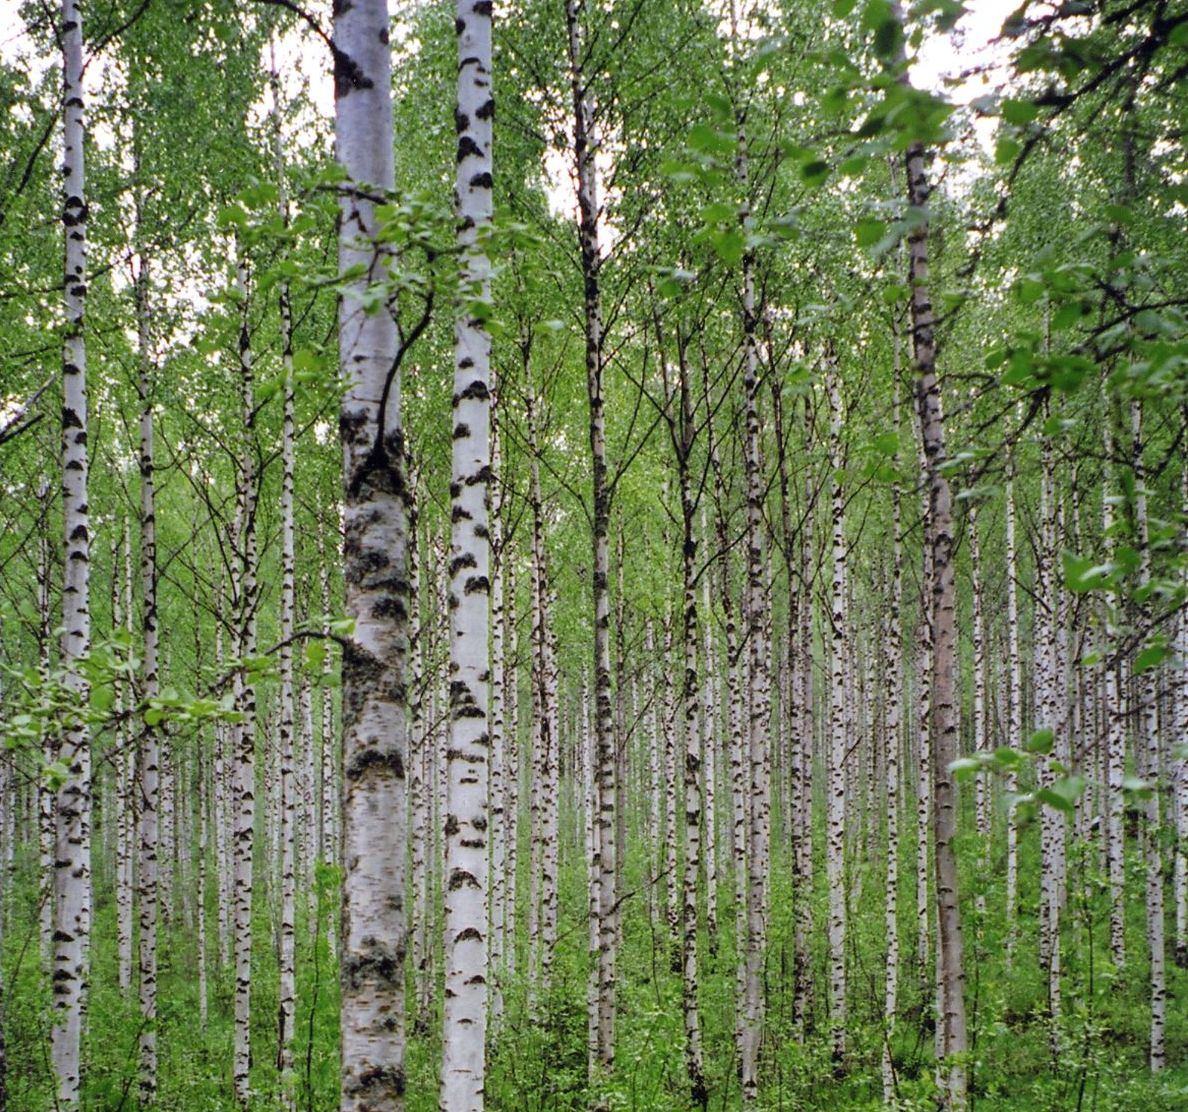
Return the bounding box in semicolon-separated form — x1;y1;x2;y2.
701;201;737;224
832;0;858;16
329;616;356;637
1122;776;1154;798
1002;98;1038;125
1133;643;1169;674
995;137;1021;166
855;218;886;247
1036;787;1073;814
711;230;745;265
800;159;830;187
1015;276;1045;304
950;756;983;780
1063;551;1109;593
1024;728;1054;755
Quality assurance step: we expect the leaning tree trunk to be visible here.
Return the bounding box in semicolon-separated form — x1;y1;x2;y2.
333;2;410;1103
440;0;493;1103
53;0;93;1101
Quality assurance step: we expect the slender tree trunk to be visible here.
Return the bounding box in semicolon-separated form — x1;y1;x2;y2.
1103;476;1127;969
1005;460;1022;967
441;2;494;1101
700;511;719;946
53;1;93;1099
116;526;134;993
903;121;969;1110
739;136;770;1103
197;736;208;1030
970;503;989;920
1175;467;1188;968
826;366;848;1066
502;560;519;981
38;485;54;966
564;0;617;1068
269;53;298;1095
231;244;259;1109
1131;400;1166;1071
215;578;231;969
882;410;904;1102
134;241;161;1105
489;399;506;1025
675;343;706;1107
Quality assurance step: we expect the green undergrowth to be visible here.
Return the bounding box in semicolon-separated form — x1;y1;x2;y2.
1;820;1184;1109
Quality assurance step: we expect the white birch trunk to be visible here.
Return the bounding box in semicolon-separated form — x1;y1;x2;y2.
1131;401;1166;1071
826;367;848;1065
270;53;298;1095
1005;463;1022;966
440;2;493;1100
231;245;259;1109
334;2;410;1104
134;247;161;1104
53;1;92;1098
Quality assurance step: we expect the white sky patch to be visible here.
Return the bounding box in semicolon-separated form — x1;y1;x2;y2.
916;0;1011;159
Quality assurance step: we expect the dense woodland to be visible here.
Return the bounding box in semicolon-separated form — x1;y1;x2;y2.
0;0;1186;1109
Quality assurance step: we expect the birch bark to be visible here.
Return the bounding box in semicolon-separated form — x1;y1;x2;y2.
334;2;410;1103
441;0;494;1101
52;0;93;1099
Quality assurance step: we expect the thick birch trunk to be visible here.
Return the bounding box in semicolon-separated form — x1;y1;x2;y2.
334;2;410;1105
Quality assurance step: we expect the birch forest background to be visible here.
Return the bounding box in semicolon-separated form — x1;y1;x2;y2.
1;0;1186;1109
